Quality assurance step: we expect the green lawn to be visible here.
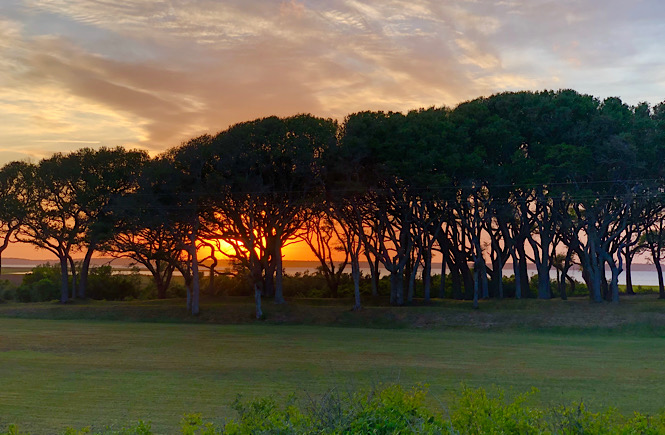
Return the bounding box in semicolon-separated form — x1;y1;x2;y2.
1;316;665;433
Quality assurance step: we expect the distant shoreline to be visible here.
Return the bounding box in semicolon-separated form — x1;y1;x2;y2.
0;257;661;272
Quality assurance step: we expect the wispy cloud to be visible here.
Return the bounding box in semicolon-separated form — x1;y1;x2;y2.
34;139;101;143
0;0;664;165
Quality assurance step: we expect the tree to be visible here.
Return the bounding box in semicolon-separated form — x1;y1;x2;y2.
101;223;179;300
205;115;336;318
0;161;30;273
68;147;149;298
298;208;349;298
155;137;212;315
638;212;665;298
18;157;82;302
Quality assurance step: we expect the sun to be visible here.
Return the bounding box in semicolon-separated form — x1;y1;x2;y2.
197;237;315;263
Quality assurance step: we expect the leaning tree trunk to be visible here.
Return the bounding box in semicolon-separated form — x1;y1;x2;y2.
67;256;78;299
516;244;531;298
472;267;479;309
351;253;362;311
274;242;285;304
77;246;95;299
462;262;474;300
656;261;665;299
407;251;421;303
511;247;521;299
607;262;621;303
371;257;380;297
364;250;379;297
59;257;69;303
491;253;503;299
536;263;551;300
208;256;217;294
653;247;665;299
190;235;201;315
449;261;462;299
439;253;446;298
423;249;432;302
389;268;405;306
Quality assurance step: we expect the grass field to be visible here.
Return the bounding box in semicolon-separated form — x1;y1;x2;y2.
2;296;665;433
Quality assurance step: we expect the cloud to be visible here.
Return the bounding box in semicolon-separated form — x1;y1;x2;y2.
1;0;664;162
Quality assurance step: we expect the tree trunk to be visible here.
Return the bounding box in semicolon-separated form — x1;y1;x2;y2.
558;275;568;300
479;259;489;299
423;249;432;302
157;281;167;299
390;270;403;305
653;246;664;299
491;254;503;299
609;267;620;303
516;244;530;298
274;242;285;304
566;275;576;294
656;261;665;299
208;255;218;294
537;264;551;300
472;267;479;309
77;246;95;299
59;257;68;303
511;248;521;299
461;262;474;300
264;259;275;298
601;264;610;301
351;253;361;311
254;283;263;319
364;250;379;297
587;257;603;303
449;261;461;299
439;254;446;298
190;236;200;315
67;256;77;299
625;251;635;295
407;251;421;303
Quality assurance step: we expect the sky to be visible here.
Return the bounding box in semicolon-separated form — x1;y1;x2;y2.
2;0;665;260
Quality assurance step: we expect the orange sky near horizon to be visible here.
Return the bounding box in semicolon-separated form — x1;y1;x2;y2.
1;236;322;263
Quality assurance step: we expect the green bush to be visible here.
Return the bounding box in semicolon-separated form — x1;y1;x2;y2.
166;283;188;299
17;264;61;302
86;265;142;301
450;385;543;433
0;279;16;301
5;385;665;434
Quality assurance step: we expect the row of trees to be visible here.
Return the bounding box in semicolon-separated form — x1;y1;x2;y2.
2;89;665;317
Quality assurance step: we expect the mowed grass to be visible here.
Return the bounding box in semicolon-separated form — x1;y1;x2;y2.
2;315;665;433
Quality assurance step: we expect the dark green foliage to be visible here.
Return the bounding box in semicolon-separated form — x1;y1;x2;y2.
86;265;143;301
0;279;16;301
16;264;60;302
14;264;144;302
165;283;188;299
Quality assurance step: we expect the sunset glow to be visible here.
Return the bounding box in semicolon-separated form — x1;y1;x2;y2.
1;1;665;167
2;1;665;262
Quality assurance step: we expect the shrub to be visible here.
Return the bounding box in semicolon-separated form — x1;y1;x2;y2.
17;264;61;302
166;283;187;299
86;265;142;301
449;385;543;433
6;385;665;434
0;279;16;301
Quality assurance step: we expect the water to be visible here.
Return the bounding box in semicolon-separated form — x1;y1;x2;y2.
279;262;663;287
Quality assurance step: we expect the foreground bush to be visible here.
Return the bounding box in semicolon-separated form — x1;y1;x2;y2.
4;384;665;434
